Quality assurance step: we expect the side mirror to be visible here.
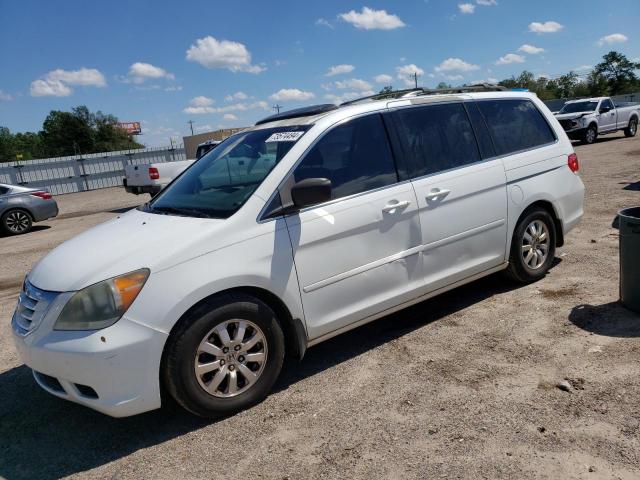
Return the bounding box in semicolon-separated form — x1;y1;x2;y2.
600;106;611;113
291;178;332;209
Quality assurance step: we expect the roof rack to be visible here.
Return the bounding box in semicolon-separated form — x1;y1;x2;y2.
340;83;508;106
255;104;338;125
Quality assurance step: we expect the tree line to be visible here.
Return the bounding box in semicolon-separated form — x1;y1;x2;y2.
0;106;143;163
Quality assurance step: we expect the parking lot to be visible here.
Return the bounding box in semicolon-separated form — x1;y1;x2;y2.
1;132;639;479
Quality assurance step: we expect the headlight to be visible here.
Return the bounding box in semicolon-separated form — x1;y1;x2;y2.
54;269;149;331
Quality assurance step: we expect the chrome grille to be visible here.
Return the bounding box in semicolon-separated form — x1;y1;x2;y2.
11;280;59;336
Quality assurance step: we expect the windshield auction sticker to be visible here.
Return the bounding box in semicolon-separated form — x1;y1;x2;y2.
265;131;305;142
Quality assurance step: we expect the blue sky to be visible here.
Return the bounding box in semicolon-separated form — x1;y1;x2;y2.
0;0;638;147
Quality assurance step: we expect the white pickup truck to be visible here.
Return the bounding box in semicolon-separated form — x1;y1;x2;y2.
123;140;220;196
554;97;639;144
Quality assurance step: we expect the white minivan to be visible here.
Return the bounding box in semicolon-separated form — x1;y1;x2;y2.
12;88;584;418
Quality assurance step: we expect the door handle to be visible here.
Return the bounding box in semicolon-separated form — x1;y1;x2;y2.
425;188;451;201
382;200;411;213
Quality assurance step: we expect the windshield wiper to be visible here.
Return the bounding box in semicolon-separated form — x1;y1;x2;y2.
150;205;213;218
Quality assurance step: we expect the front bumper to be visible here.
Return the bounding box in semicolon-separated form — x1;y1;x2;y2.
565;127;587;141
12;313;168;417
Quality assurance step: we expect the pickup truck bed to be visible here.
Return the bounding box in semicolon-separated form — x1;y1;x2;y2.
123;160;195;196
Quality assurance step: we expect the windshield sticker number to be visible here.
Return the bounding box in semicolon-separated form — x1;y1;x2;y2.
265;131;304;142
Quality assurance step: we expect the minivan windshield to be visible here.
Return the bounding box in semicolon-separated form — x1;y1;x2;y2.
146;126;309;219
559;101;599;114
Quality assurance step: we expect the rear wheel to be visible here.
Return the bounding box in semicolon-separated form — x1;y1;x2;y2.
1;209;32;235
163;293;285;418
505;208;556;283
624;118;638;138
582;125;597;144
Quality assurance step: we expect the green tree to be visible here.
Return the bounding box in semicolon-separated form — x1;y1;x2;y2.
594;51;640;95
555;72;579;98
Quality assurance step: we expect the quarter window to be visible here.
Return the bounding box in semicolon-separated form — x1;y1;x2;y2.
293;114;398;201
390;102;481;178
477;99;556;156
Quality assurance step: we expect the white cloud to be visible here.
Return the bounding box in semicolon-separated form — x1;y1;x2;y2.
183;96;215;114
30;79;72;97
269;89;315;102
0;90;13;101
374;74;393;84
325;64;355;77
476;0;497;5
128;62;174;84
435;58;480;72
334;78;372;90
458;3;475;14
186;36;265;73
573;65;592;72
30;68;106;97
223;113;238;121
164;85;183;92
224;91;249;101
470;77;499;84
443;74;464;81
518;44;545;54
325;90;375;104
339;7;406;30
213;101;269;114
316;18;334;29
495;53;525;65
396;64;425;86
598;33;628;46
195;124;213;133
528;21;563;34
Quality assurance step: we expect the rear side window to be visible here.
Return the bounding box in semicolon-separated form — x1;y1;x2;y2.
293;114;398;201
0;186;9;195
477;99;556;156
390;102;480;178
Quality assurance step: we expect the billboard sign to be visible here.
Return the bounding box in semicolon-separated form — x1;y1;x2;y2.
118;122;142;135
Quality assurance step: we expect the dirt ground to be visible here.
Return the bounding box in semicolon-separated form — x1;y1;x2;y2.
1;132;639;480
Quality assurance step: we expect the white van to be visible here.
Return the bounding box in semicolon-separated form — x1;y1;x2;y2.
12;88;584;418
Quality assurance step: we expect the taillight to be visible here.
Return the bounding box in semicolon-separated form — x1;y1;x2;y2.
568;153;579;173
30;191;52;200
148;167;160;180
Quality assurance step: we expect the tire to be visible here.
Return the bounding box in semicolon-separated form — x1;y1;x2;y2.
581;125;597;144
505;208;556;283
1;209;33;235
163;293;285;418
624;117;638;138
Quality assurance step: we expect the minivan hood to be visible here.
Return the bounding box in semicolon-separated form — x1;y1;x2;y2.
29;209;225;292
555;111;593;120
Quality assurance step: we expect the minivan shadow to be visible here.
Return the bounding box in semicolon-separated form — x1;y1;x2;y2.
0;268;538;479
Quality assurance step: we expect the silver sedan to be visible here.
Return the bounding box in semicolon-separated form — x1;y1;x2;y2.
0;183;58;235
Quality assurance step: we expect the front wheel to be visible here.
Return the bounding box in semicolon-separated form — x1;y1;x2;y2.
582;125;597;144
505;208;556;283
624;118;638;138
1;209;33;235
163;293;285;418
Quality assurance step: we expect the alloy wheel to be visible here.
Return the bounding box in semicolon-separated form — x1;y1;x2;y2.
521;220;550;270
194;319;268;398
5;211;30;233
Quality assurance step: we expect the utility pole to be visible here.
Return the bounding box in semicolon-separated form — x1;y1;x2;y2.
273;104;282;114
413;72;419;88
187;120;195;136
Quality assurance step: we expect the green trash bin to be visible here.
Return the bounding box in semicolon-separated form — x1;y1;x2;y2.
619;207;640;313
